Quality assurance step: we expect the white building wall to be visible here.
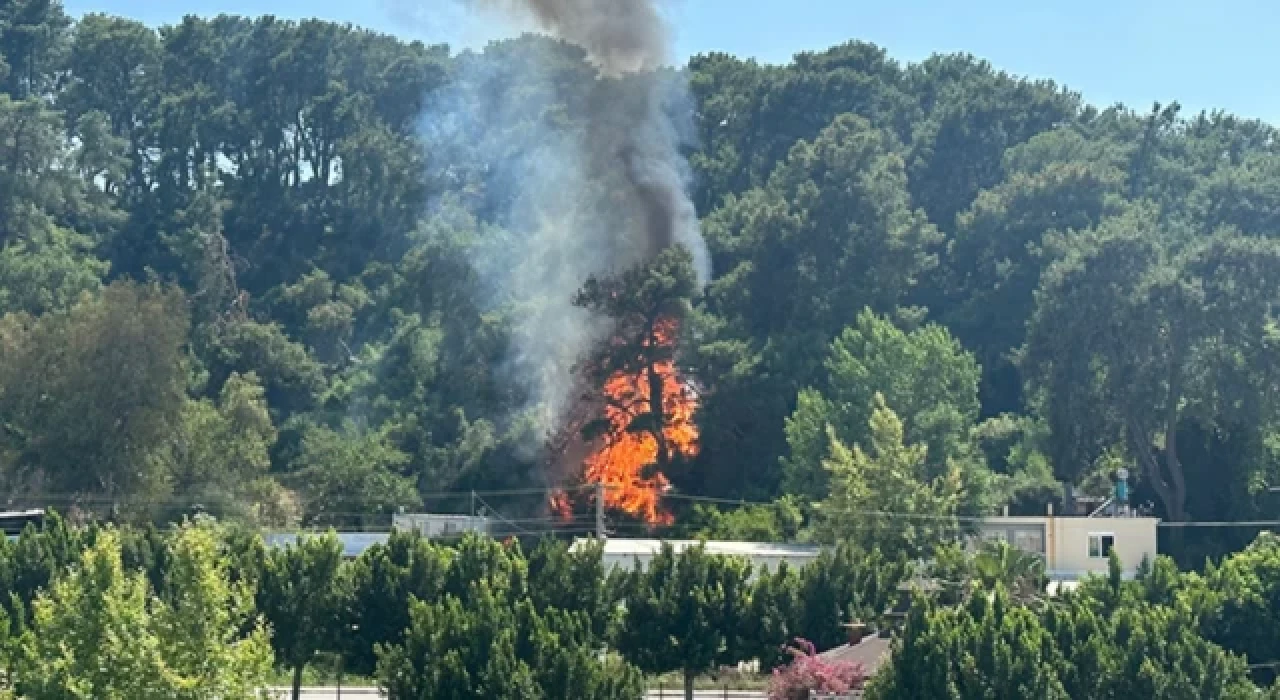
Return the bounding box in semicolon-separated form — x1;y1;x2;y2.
392;514;491;537
976;516;1159;580
1047;516;1158;579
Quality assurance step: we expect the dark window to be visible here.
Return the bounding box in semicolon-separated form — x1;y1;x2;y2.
1088;534;1115;558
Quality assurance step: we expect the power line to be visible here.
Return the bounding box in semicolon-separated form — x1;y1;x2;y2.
5;483;598;504
1157;520;1280;528
473;493;535;536
20;483;1280;531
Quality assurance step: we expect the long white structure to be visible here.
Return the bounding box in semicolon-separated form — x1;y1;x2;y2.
572;538;822;575
263;531;389;558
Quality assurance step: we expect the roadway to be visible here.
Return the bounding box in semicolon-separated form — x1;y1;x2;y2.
269;687;767;699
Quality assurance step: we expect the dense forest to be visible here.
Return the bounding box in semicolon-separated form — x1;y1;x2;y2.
1;2;1279;563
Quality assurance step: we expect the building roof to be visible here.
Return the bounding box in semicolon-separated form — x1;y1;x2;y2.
264;532;388;558
817;634;893;675
574;538;821;558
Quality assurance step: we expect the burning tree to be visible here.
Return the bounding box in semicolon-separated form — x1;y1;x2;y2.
568;245;701;524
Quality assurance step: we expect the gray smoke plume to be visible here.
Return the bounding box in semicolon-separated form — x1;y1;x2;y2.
482;0;669;76
477;0;709;277
419;0;709;454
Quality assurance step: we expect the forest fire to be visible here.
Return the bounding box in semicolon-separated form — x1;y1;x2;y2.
581;316;699;525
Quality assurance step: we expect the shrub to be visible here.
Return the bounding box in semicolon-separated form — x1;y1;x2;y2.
767;638;866;700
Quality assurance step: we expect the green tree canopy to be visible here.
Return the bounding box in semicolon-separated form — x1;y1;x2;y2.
1022;204;1280;520
784;309;982;501
813;395;965;557
615;542;753;700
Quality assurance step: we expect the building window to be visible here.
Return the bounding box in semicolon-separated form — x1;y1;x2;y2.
1013;530;1045;555
1088;533;1115;559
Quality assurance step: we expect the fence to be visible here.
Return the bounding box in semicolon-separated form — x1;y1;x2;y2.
646;687;763;699
810;691;864;699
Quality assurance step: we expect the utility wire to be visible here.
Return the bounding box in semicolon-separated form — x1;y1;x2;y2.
472;493;535;536
16;485;1280;530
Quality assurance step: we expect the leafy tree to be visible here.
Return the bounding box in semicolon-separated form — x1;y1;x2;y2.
682;496;805;543
903;54;1082;232
813;395;965;557
286;424;421;528
615;543;753;700
257;532;351;700
0;511;87;621
201;319;327;418
573;244;700;478
0;0;70;99
866;591;1071;699
526;537;620;641
1097;602;1255;699
704;112;940;354
344;528;450;676
1022;204;1280;520
1195;533;1280;674
870;581;1258;699
0;225;108;316
939;159;1126;414
687;42;913;212
795;544;909;652
692;113;941;498
13;524;272;700
376;580;643;700
0;281;189;515
158;371;279;521
147;521;275;698
443;533;529;602
784;309;982;502
745;562;804;670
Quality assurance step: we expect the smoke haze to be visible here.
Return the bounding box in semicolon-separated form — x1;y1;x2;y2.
479;0;669;75
420;0;709;452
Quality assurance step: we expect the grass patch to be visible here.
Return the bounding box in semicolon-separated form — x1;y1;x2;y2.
646;668;770;692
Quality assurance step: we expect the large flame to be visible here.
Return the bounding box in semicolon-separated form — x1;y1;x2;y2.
583;316;698;525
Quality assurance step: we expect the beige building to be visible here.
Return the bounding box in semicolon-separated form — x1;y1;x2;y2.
971;511;1159;582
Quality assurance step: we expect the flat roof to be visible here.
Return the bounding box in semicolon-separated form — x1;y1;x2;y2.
978;515;1161;525
264;532;389;558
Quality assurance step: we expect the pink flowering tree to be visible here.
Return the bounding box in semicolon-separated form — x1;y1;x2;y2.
767;638;866;700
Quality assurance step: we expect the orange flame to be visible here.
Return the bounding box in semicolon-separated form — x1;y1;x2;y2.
583;317;699;525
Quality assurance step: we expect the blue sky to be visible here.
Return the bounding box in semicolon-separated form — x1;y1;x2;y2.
63;0;1280;123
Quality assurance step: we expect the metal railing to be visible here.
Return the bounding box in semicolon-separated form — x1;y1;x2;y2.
646;688;763;699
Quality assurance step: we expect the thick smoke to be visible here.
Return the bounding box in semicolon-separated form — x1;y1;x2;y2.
421;0;708;454
482;0;669;76
477;0;709;276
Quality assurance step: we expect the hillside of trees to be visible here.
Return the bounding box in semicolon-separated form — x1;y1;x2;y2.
1;4;1279;562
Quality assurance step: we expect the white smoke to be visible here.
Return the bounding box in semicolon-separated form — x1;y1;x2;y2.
416;0;708;453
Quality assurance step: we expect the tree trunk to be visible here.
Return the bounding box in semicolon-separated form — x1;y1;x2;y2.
646;319;669;469
1125;358;1188;522
683;668;695;700
291;664;303;700
1161;361;1187;522
649;361;668;468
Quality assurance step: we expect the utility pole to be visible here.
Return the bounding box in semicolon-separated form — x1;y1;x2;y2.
595;482;606;540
